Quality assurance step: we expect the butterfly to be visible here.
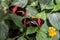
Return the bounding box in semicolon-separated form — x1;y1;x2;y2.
9;5;27;16
22;18;44;27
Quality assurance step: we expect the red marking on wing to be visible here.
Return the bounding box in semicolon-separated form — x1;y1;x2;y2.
24;18;26;25
12;6;18;13
37;18;41;25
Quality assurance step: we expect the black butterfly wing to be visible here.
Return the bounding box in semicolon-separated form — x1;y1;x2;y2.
9;6;15;11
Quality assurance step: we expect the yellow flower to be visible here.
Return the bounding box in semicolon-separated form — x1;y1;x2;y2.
31;16;36;19
48;27;56;37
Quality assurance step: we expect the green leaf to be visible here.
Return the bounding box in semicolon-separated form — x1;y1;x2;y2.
30;1;38;7
47;13;60;30
1;0;11;7
56;0;60;5
0;9;5;21
26;27;38;35
52;5;60;11
52;0;60;11
36;30;47;40
9;14;23;28
36;11;46;20
28;0;36;4
38;0;53;10
7;38;15;40
12;0;28;8
26;6;38;17
0;21;8;40
17;36;26;40
40;20;48;33
1;0;7;7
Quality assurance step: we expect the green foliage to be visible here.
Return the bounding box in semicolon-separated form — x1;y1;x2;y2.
40;20;48;33
0;0;60;40
26;27;38;35
7;38;15;40
36;30;47;40
9;14;23;28
0;9;5;21
38;0;53;10
26;6;38;17
52;0;60;11
0;21;8;40
36;11;46;20
47;13;60;30
12;0;28;7
17;36;26;40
